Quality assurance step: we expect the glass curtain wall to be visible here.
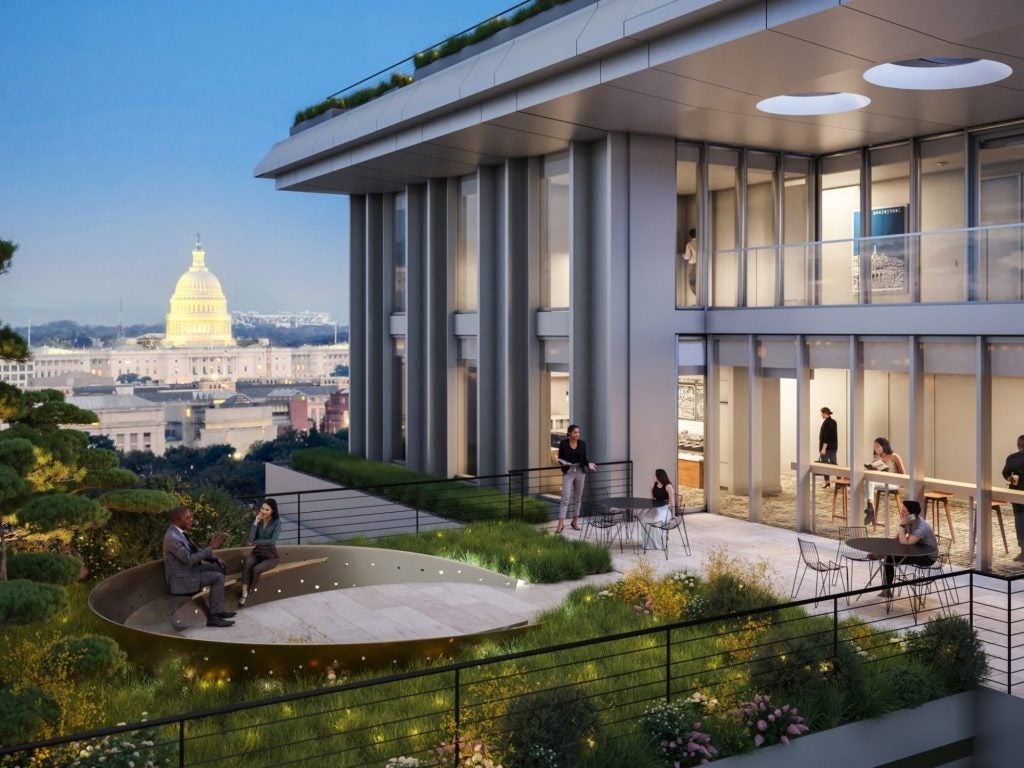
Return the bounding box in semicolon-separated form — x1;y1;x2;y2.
746;152;777;306
541;152;570;309
807;337;851;535
920;136;966;301
456;338;478;477
868;144;911;304
393;338;406;461
676;145;700;307
820;152;862;305
782;156;812;306
708;148;739;306
861;338;910;534
978;133;1024;301
393;193;407;312
991;340;1024;568
677;337;706;511
456;175;479;312
713;337;751;521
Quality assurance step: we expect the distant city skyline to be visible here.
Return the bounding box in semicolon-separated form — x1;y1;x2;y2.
0;0;509;325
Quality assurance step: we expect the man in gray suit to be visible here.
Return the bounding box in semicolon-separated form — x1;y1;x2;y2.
163;505;235;627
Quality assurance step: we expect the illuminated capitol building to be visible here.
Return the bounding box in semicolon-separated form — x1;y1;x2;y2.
4;238;347;390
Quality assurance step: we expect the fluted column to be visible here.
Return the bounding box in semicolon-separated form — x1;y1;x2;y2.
348;195;367;457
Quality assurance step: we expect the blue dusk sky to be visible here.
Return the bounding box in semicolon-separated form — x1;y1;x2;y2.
0;0;508;327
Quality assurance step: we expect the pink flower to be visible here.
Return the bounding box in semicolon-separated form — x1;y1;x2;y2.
754;734;765;747
780;735;790;745
787;724;802;736
757;720;767;731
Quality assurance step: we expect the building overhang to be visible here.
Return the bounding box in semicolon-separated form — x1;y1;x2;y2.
256;0;1024;195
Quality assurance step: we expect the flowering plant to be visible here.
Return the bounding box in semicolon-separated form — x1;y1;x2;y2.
638;701;717;766
385;757;425;768
431;740;503;768
738;694;810;747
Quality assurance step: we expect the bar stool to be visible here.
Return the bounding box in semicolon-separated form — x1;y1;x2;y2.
831;478;850;521
924;491;955;543
989;500;1011;554
872;487;901;529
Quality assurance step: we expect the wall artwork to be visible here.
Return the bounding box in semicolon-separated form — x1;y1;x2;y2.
677;378;705;421
852;205;907;293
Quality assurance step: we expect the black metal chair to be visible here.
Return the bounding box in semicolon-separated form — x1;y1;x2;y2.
639;498;691;558
791;538;847;605
836;525;876;593
904;534;958;618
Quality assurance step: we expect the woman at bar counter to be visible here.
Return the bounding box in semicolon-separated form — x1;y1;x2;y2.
879;499;936;598
554;424;598;534
864;437;905;525
239;498;281;606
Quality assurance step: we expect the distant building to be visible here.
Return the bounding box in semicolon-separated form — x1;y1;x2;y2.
65;394;166;454
164;236;234;347
231;310;332;328
323;390;350;433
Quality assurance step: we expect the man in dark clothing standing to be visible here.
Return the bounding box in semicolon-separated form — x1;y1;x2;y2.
1001;434;1024;562
818;407;838;488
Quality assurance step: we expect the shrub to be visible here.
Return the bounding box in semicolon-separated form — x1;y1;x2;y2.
748;619;865;709
907;616;987;695
883;663;938;710
737;694;809;747
6;552;83;584
0;684;61;748
699;571;777;617
0;579;66;625
46;635;127;678
500;684;600;768
78;448;119;470
17;494;110;532
638;700;718;766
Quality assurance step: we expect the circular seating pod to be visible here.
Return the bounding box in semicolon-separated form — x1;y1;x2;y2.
89;545;527;680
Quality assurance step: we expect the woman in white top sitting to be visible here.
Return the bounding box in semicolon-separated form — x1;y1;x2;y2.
865;437;905;524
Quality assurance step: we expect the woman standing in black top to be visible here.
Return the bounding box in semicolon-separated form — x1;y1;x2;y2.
555;424;598;533
818;407;838;488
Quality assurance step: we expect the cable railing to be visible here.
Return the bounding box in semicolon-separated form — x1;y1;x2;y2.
243;461;633;544
712;221;1024;308
3;568;1017;766
293;0;587;130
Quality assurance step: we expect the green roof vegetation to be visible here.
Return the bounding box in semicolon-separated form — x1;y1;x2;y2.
293;0;577;127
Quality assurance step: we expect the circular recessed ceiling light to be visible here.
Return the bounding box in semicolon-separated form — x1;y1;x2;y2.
756;92;871;116
864;57;1012;90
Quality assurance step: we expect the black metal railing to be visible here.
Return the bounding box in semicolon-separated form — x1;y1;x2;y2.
242;461;633;544
4;568;1018;766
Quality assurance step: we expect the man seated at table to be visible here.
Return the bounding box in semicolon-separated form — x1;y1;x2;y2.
880;499;936;598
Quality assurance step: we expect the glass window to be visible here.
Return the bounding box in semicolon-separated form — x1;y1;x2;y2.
746;151;777;306
978;132;1024;301
393;193;407;313
676;144;700;308
708;148;739;307
782;155;812;306
393;338;406;462
677;337;706;511
867;144;911;304
820;152;862;305
456;175;479;311
541;153;570;309
920;135;967;302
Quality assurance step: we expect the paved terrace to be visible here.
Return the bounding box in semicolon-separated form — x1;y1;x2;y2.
185;513;1019;698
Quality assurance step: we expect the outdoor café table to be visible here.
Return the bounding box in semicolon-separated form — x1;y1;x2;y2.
601;496;659;551
844;537;937;612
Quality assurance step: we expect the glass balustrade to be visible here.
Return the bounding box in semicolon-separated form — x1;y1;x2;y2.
711;223;1024;307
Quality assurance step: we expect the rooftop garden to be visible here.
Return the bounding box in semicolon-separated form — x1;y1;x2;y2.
293;0;580;128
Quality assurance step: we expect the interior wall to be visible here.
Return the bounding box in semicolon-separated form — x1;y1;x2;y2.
992;376;1024;486
808;368;849;466
711;189;737;306
920;169;966;301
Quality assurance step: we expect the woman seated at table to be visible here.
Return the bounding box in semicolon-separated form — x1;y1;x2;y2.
880;499;936;597
639;469;675;548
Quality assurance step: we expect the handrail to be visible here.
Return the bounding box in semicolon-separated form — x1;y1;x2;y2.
3;565;1012;760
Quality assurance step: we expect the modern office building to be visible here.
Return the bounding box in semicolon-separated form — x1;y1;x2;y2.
257;0;1024;570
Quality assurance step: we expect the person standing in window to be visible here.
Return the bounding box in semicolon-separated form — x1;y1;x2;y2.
818;407;838;488
1001;434;1024;562
682;228;698;301
554;424;598;533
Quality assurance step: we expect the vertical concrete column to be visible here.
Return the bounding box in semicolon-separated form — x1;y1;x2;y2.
364;194;384;462
477;165;508;476
849;337;865;515
505;157;534;471
380;196;397;462
624;134;675;488
975;336;992;569
796;336;812;531
747;336;762;521
908;335;924;499
405;184;426;470
705;338;721;513
348;195;367;457
569;141;595;453
424;179;449;476
445;179;460;476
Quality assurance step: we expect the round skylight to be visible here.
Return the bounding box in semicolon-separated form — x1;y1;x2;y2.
756;92;870;116
864;57;1012;90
